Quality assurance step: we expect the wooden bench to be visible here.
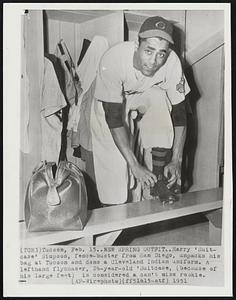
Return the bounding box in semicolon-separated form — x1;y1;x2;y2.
20;188;223;246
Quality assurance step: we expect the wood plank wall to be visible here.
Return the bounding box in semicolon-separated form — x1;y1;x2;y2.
47;11;124;65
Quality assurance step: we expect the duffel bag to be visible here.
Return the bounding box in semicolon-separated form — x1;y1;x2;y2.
24;160;88;231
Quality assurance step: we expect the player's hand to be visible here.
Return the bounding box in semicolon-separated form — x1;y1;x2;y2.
164;160;181;189
131;163;157;189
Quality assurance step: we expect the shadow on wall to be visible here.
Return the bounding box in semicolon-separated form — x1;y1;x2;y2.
124;14;129;41
170;23;202;192
182;63;201;192
171;22;184;61
43;10;49;54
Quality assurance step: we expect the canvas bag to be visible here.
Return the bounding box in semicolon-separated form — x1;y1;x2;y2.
24;160;88;231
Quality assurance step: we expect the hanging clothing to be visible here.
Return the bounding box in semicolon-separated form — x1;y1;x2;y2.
71;79;96;150
55;39;82;106
20;15;30;153
41;57;67;163
77;38;91;67
44;53;66;98
67;36;109;151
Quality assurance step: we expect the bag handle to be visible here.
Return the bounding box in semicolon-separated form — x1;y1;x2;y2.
59;160;83;178
44;162;61;206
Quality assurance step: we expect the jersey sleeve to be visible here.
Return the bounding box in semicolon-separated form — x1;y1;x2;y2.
94;47;124;103
165;53;190;105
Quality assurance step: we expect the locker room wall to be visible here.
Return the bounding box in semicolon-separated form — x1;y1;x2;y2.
185;10;224;56
46;18;78;64
46;11;124;65
79;11;124;49
184;10;224;192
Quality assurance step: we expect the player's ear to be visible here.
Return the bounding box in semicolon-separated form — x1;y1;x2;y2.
134;38;139;50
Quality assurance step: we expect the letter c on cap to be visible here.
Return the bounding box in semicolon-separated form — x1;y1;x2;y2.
155;21;166;30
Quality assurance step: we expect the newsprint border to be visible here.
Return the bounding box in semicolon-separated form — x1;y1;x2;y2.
3;2;232;297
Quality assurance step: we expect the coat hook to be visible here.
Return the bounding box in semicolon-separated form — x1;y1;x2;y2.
24;9;30;19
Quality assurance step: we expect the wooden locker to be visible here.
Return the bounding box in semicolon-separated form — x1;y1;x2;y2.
184;10;224;192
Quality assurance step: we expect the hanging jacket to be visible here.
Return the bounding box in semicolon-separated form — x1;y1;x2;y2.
55;39;83;106
67;36;109;151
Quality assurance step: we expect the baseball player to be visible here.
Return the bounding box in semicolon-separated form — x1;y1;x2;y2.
91;16;190;206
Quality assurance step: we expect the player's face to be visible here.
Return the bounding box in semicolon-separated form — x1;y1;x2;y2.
135;37;170;77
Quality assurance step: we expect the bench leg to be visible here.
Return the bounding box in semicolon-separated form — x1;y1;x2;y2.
209;221;222;245
205;209;222;245
94;230;123;246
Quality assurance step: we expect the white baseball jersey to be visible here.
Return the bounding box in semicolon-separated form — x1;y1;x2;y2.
95;41;190;105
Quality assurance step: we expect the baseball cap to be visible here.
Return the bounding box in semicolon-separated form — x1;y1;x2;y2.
138;16;174;44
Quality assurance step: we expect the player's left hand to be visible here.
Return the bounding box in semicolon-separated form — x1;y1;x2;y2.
164;160;181;189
